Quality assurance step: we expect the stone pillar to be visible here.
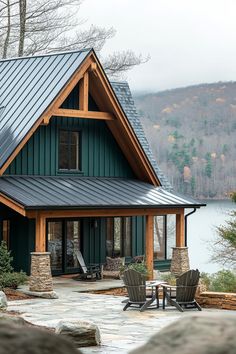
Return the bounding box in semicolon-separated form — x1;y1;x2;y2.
170;247;190;277
29;252;53;292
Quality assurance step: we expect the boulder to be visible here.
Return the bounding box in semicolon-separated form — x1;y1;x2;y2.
0;313;26;326
55;319;101;347
0;291;7;309
0;320;80;354
130;313;236;354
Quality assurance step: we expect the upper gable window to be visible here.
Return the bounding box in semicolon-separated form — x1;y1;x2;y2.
59;130;80;171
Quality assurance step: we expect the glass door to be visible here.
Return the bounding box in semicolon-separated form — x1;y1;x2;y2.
47;219;82;274
66;220;81;270
47;221;63;273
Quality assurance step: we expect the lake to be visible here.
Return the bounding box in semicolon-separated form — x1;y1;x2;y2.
187;199;235;273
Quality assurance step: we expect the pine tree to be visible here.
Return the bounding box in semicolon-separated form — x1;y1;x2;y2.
0;241;13;273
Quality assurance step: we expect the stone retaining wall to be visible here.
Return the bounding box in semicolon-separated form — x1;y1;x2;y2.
196;291;236;310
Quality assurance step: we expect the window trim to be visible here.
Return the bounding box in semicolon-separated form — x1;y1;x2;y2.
57;128;82;173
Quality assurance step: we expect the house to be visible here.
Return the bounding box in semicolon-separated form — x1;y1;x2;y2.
0;49;204;285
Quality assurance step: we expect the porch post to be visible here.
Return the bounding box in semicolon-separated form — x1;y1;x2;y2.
171;209;190;277
35;214;46;252
176;212;185;247
145;214;154;280
29;214;54;294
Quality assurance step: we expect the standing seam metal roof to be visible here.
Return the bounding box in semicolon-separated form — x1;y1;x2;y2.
0;49;170;190
0;176;204;209
0;49;91;168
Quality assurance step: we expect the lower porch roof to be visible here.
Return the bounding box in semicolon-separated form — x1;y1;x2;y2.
0;176;205;210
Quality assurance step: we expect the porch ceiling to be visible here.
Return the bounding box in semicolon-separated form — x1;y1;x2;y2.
0;176;205;210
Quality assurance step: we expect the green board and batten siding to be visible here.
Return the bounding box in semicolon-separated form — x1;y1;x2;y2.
5;85;134;177
2;85;149;274
5;116;134;178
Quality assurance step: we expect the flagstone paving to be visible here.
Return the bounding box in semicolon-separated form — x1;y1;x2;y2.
7;278;234;354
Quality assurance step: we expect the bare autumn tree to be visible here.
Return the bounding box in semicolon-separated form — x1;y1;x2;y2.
0;0;146;77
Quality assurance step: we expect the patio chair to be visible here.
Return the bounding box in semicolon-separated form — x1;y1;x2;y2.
75;251;102;280
162;269;202;312
122;269;157;312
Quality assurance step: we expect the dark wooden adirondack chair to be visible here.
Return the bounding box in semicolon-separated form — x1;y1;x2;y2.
123;269;157;312
162;269;202;312
75;251;102;280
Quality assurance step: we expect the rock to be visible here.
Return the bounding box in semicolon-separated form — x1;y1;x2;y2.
0;291;7;309
0;320;80;354
0;313;26;326
130;313;236;354
23;290;58;299
55;319;101;348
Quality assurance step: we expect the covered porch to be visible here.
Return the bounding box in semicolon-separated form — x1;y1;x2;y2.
0;176;205;285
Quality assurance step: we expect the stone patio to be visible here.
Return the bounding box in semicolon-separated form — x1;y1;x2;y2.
7;277;234;354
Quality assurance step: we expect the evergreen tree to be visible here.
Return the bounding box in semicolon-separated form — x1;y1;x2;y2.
205;152;212;178
212;194;236;267
0;241;13;273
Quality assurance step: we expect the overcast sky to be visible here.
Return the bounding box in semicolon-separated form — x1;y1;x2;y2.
79;0;236;93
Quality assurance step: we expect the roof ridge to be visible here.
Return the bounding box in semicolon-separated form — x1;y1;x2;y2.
0;48;92;63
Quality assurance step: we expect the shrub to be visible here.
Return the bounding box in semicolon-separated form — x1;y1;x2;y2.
0;271;27;290
0;241;27;290
209;270;236;293
120;261;149;277
200;272;211;289
160;272;176;286
128;261;149;276
0;241;13;273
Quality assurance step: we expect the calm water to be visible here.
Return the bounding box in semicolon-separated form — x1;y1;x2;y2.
187;200;235;273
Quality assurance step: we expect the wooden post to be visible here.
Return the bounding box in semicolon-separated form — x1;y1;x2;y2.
145;214;154;280
35;214;46;252
79;71;89;111
176;210;185;247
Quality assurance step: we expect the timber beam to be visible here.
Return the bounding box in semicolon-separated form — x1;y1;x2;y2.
145;214;154;280
51;108;114;120
35;213;46;252
0;194;26;216
26;207;186;219
176;210;185;247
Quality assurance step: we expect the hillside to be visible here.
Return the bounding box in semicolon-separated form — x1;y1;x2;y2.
134;82;236;199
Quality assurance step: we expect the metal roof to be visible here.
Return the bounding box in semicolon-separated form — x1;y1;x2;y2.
0;176;204;210
0;49;91;169
111;82;172;191
0;49;171;189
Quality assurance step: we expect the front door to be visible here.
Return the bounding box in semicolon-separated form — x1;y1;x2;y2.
47;219;81;274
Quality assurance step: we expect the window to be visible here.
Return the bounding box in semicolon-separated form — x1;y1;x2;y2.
106;217;132;257
153;215;176;260
59;130;80;170
154;216;166;260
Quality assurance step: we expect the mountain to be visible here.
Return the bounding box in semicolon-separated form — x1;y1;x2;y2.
134;82;236;199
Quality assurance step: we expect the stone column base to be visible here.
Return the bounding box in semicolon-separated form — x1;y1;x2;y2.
29;252;53;292
170;247;190;277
